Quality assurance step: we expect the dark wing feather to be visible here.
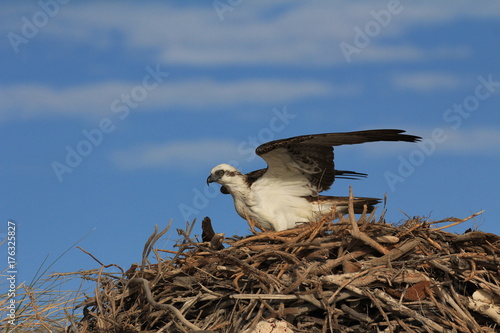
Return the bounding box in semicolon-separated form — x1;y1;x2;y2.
255;129;421;192
256;129;421;155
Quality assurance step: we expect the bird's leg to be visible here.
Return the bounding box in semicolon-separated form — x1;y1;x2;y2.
245;211;267;233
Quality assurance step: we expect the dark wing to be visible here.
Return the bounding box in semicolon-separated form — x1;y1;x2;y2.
255;129;421;193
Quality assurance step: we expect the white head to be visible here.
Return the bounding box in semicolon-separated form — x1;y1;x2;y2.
206;164;246;193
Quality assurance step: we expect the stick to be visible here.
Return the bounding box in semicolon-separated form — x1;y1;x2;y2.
365;238;422;267
372;289;451;333
348;187;389;255
433;210;484;231
321;275;450;333
128;278;203;331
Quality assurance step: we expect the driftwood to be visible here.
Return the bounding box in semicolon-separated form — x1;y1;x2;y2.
71;193;498;333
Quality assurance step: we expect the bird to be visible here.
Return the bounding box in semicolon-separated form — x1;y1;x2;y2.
206;129;421;231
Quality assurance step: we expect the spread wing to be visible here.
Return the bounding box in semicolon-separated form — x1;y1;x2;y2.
254;129;421;193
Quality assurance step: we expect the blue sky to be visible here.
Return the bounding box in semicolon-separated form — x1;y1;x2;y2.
1;1;500;288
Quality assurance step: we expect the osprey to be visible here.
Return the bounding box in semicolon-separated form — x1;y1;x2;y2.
207;129;421;231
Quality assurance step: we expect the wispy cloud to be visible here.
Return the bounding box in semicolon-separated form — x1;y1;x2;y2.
356;45;470;64
0;83;133;121
391;72;464;92
0;78;342;121
439;127;500;155
3;2;496;66
110;139;241;170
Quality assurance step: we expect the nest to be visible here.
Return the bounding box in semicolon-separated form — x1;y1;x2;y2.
72;194;499;333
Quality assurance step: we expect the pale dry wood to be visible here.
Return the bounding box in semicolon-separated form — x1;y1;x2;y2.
466;298;500;325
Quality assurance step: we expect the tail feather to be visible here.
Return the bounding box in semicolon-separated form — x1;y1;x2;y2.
307;195;381;214
334;170;368;180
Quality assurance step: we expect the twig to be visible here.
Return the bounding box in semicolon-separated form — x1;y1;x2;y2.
340;304;373;323
372;288;451;333
128;277;202;331
433;211;484;230
364;238;422;267
348;187;389;255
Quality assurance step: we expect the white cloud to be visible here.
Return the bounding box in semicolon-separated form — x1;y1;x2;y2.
1;2;497;122
391;72;464;92
438;128;500;155
356;45;470;64
0;83;132;121
0;78;344;121
3;2;497;66
148;78;350;107
110;139;241;170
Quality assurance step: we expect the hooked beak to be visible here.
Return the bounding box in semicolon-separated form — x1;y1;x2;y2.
206;174;216;186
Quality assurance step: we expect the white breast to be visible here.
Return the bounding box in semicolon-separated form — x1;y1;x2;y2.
242;174;316;231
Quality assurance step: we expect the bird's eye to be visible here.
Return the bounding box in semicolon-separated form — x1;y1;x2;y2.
216;170;225;176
